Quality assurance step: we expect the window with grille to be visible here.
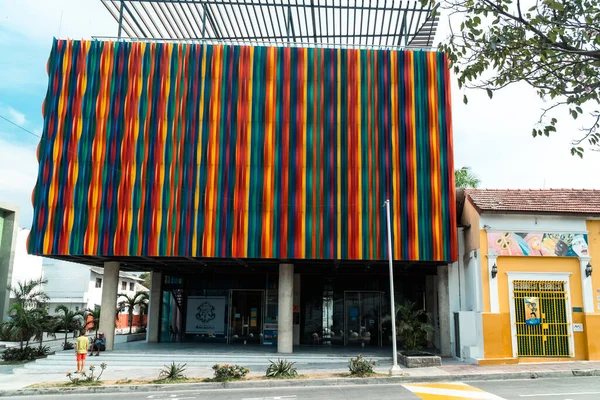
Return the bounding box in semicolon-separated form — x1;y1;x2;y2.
513;280;570;357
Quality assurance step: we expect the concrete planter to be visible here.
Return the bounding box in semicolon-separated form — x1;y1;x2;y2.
398;352;441;368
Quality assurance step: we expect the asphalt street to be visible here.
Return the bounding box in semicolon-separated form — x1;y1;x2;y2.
8;377;600;400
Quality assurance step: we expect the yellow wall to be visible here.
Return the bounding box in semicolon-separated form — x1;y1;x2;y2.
482;256;586;360
586;220;600;359
461;200;481;254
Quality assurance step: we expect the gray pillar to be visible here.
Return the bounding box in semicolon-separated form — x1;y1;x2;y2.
98;261;119;351
0;204;18;323
278;263;294;354
146;271;162;343
437;265;451;357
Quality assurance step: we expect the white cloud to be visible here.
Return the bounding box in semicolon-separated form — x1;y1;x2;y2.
5;105;27;126
0;0;117;41
0;136;38;228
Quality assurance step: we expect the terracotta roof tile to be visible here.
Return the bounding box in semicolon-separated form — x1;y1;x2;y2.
466;189;600;215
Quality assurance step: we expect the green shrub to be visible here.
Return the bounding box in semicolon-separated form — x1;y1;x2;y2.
348;354;376;376
265;359;298;378
66;363;107;386
62;341;74;350
0;322;15;341
212;364;250;381
1;347;39;362
158;362;187;381
36;345;51;357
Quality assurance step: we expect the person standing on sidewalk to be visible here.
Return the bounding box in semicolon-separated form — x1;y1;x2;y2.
75;330;89;373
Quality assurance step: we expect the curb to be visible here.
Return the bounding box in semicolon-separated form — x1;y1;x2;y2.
1;369;599;397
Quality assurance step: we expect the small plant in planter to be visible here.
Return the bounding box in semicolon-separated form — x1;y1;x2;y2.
212;363;250;382
66;363;107;386
396;301;435;356
158;362;187;382
348;354;376;376
265;359;298;378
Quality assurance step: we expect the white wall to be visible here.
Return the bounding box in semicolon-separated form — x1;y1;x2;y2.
43;259;90;314
10;228;43;290
480;214;588;233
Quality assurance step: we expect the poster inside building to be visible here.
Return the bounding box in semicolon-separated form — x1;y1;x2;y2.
524;297;541;326
186;296;226;335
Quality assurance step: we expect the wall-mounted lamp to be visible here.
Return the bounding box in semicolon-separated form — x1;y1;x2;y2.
491;263;498;279
586;262;593;277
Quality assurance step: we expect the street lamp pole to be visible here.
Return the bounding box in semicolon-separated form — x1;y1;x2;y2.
384;200;402;375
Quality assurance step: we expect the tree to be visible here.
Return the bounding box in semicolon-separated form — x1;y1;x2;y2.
118;292;149;334
138;272;152;290
433;0;600;156
8;279;49;309
5;303;45;349
455;166;481;188
54;305;83;348
84;307;101;339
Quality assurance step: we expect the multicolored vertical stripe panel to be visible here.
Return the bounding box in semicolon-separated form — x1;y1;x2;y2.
29;39;457;262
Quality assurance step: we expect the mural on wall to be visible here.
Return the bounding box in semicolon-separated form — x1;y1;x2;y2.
488;232;588;257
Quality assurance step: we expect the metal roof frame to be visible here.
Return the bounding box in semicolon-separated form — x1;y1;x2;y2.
98;0;440;49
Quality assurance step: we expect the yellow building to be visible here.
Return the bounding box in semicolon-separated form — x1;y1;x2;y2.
453;189;600;364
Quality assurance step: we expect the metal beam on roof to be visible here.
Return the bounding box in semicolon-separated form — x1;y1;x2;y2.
98;0;439;50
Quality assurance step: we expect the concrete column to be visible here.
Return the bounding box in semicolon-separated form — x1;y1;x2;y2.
278;263;294;354
487;254;499;313
98;261;120;351
579;257;594;313
146;271;162;343
437;265;451;357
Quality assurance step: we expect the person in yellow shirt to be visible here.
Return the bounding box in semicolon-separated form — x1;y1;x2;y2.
75;330;90;373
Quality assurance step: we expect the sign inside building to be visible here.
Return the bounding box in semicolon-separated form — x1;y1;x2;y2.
186;296;226;335
488;232;588;257
524;297;541;326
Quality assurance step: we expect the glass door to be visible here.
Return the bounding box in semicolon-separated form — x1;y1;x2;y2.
344;291;382;347
228;290;264;344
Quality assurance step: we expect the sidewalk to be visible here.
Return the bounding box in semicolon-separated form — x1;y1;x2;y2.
1;355;600;396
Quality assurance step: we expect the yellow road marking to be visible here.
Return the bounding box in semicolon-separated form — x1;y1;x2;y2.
403;382;506;400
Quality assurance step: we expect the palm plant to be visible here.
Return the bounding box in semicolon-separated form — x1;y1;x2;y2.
84;307;101;339
8;278;49;309
396;301;435;354
5;303;45;349
118;292;149;334
454;166;481;188
54;305;83;347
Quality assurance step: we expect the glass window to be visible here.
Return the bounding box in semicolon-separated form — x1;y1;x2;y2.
122;281;127;290
95;278;102;288
130;282;134;291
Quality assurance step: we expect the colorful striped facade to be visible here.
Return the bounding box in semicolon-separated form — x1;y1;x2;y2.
29;39;457;262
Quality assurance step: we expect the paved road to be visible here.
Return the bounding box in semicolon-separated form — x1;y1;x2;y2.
9;377;600;400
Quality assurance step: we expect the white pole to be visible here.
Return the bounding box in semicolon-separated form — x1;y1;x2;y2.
384;200;402;375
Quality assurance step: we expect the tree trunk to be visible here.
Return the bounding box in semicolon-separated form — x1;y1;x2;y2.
129;311;133;334
64;330;68;347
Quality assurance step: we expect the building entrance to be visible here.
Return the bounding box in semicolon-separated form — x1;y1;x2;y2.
228;290;264;344
344;291;382;347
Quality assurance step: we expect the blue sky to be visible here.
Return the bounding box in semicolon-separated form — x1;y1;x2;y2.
1;0;599;230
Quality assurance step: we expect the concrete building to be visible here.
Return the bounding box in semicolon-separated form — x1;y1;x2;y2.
0;202;18;322
27;2;454;354
43;260;147;324
451;189;600;364
9;228;44;294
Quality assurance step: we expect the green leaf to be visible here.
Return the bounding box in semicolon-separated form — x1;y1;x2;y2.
549;1;564;11
463;95;468;105
486;88;493;99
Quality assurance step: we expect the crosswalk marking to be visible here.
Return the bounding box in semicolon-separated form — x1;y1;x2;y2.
402;382;506;400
